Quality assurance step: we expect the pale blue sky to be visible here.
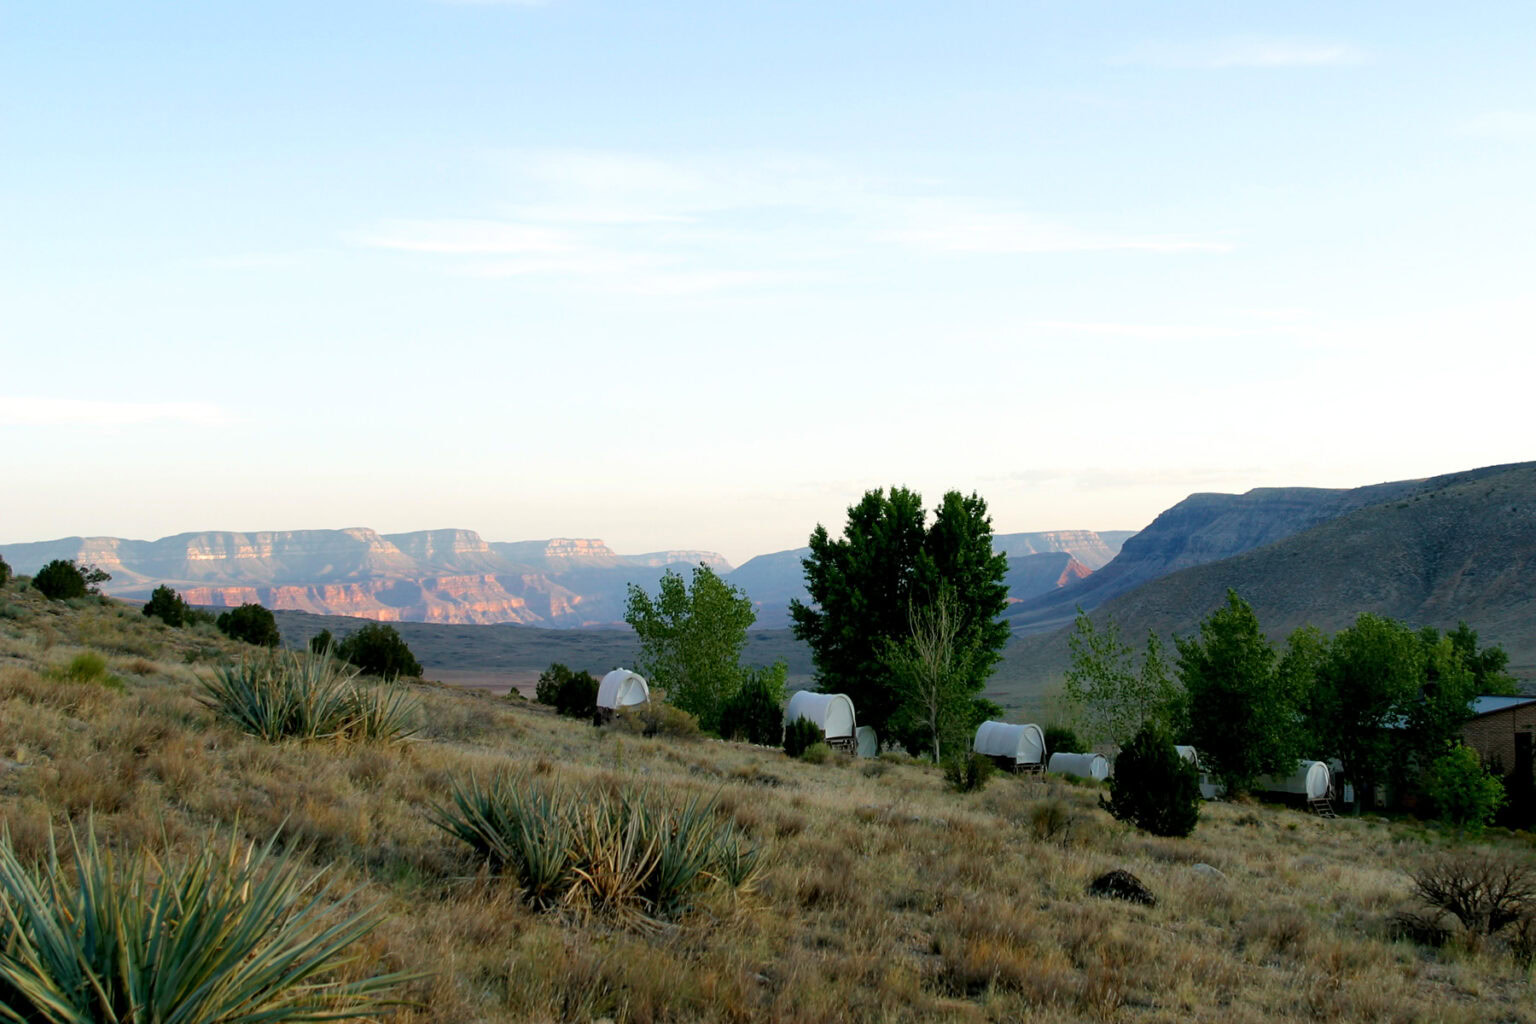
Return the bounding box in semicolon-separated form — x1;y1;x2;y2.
4;2;1533;564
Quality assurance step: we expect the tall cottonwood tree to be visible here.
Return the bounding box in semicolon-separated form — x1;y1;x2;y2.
1178;591;1305;795
1062;610;1183;748
625;564;755;733
790;487;1008;744
882;586;980;761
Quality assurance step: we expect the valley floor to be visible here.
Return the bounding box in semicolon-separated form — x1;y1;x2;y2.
0;587;1532;1023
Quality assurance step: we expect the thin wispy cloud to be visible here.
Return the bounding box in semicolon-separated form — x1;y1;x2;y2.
1117;36;1367;70
357;151;1227;292
0;397;227;428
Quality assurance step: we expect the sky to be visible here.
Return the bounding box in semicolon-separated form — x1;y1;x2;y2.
3;2;1534;566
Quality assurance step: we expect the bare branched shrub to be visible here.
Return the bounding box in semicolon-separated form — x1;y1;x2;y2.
1410;850;1536;935
1029;798;1073;844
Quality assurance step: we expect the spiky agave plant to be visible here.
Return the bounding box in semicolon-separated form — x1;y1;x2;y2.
346;679;421;744
0;822;415;1024
641;794;720;916
430;774;574;907
202;652;355;742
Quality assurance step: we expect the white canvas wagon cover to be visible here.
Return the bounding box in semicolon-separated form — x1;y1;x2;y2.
596;669;650;710
784;691;856;740
1047;752;1109;780
972;722;1046;765
1257;760;1331;801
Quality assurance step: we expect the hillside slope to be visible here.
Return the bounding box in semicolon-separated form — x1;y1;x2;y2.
1004;462;1532;635
0;581;1531;1023
998;462;1536;712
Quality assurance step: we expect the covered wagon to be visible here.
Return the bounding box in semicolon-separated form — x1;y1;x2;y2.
972;721;1047;773
1175;745;1226;800
1047;751;1109;780
594;668;649;723
784;691;857;751
1256;760;1334;812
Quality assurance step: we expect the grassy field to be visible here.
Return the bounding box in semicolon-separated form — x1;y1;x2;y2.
3;583;1535;1022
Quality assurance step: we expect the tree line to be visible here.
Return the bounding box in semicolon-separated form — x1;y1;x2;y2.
1064;591;1520;824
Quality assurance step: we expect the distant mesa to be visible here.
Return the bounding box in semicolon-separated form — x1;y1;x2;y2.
0;525;1132;631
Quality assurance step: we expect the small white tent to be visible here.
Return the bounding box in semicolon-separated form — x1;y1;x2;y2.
972;722;1047;771
1256;760;1332;802
596;669;650;711
1047;752;1109;780
784;691;857;748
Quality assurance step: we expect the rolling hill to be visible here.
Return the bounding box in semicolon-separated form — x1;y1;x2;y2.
997;461;1536;714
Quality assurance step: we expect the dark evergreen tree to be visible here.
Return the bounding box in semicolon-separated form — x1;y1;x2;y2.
335;623;421;678
308;629;334;655
1100;725;1201;837
142;584;190;627
533;663;599;717
216;603;281;648
719;662;788;745
32;559;88;601
0;554;11;589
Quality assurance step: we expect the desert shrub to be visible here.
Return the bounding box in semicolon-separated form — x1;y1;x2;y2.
201;651;418;743
141;583;190;627
944;751;995;793
1409;850;1536;936
719;662;788;745
1100;724;1201;837
612;701;700;739
0;554;10;588
215;603;281;647
335;622;422;678
308;628;334;654
46;651;126;692
0;822;411;1022
431;774;756;921
1425;744;1506;837
535;663;599;717
1030;798;1073;843
1043;723;1084;757
32;559;87;601
800;741;833;765
783;716;824;758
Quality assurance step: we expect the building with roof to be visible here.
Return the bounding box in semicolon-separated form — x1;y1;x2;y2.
1460;695;1536;781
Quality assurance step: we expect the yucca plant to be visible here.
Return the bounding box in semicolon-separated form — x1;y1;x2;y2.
567;794;659;924
643;795;718;916
710;820;763;895
203;652;419;744
429;774;573;907
0;822;414;1024
346;680;420;743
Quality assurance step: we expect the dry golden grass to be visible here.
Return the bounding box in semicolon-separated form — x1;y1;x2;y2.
0;583;1533;1022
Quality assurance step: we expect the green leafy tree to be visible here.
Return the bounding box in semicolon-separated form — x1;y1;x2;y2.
1043;724;1084;756
32;559;88;600
1100;725;1202;837
624;564;755;733
335;623;422;678
719;661;789;745
1063;610;1183;747
881;586;983;761
1425;745;1506;838
1178;591;1304;795
308;628;334;655
142;584;190;627
1443;621;1519;695
215;603;281;648
1307;612;1424;811
790;487;1008;743
0;554;11;588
